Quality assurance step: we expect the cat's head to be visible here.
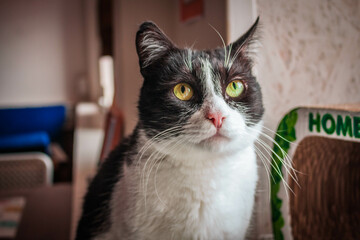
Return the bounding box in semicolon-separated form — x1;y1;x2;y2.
136;19;264;156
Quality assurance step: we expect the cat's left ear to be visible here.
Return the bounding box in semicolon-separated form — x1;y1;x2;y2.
227;17;260;62
136;22;175;70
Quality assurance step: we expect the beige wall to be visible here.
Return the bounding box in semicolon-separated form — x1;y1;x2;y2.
114;0;227;135
226;0;255;43
255;0;360;237
0;0;88;107
84;0;102;104
114;0;175;135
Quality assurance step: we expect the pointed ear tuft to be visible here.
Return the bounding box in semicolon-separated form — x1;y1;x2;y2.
136;22;175;69
227;17;260;64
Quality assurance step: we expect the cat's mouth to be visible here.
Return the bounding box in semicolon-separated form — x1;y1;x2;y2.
200;131;230;144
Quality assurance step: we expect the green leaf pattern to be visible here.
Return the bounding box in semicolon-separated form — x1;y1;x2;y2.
270;109;298;240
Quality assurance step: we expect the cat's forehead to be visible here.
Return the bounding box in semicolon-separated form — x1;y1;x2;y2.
178;48;247;81
178;49;215;78
183;49;222;69
177;49;224;98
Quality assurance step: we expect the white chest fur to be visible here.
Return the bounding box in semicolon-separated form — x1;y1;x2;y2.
108;145;258;240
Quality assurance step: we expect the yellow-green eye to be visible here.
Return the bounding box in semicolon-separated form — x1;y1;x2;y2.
226;80;244;98
174;83;193;101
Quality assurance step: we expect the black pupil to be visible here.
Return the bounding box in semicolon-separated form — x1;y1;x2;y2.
232;82;237;89
181;85;186;93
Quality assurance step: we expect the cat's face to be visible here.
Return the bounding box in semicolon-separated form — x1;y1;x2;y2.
136;20;264;155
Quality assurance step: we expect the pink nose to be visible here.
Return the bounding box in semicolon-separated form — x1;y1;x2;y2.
206;112;225;128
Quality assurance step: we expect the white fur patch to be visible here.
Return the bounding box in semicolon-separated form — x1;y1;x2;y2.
200;58;216;97
183;49;193;71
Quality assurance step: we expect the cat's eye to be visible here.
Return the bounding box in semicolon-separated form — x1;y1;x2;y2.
173;83;193;101
226;80;244;98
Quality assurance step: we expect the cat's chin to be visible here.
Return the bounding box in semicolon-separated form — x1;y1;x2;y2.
198;132;230;146
195;134;244;154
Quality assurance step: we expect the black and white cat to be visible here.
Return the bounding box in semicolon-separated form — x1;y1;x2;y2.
76;18;264;240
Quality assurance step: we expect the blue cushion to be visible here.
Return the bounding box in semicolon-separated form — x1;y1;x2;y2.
0;105;66;140
0;132;50;153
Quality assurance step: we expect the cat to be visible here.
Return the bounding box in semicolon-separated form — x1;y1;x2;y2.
76;17;264;240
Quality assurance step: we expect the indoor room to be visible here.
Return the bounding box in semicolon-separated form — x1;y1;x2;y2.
0;0;359;239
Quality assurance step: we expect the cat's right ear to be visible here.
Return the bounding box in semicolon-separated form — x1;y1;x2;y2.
136;22;175;71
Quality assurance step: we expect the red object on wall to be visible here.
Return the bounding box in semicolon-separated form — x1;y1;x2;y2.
180;0;204;22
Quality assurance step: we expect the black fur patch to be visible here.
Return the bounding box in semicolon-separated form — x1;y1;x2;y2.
75;130;138;239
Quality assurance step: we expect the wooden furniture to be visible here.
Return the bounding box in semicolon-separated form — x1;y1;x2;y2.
99;106;124;164
0;184;71;240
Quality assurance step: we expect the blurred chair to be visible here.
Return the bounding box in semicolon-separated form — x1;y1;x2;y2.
99;105;124;164
0;152;53;191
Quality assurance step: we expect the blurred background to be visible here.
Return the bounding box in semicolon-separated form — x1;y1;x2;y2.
0;0;359;239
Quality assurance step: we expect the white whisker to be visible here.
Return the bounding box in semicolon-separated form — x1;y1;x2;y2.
253;144;272;200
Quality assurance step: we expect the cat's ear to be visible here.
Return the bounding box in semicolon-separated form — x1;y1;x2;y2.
227;17;260;63
136;22;175;70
